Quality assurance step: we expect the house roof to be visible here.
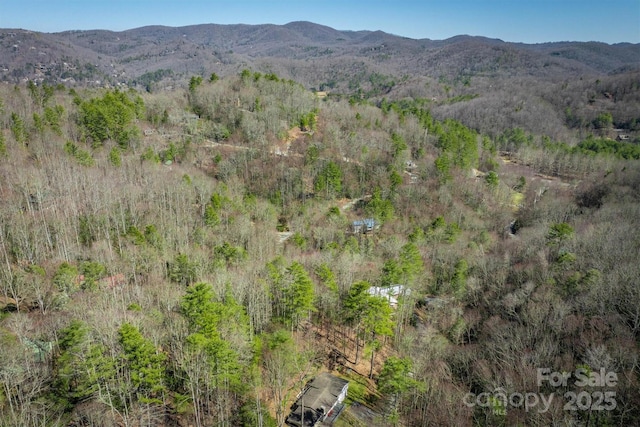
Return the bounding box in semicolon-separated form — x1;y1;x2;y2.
367;285;410;307
352;218;375;228
286;373;349;427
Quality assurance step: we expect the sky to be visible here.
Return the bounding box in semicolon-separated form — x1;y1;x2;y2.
1;0;638;44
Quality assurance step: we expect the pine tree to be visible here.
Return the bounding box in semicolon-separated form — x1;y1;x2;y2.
378;356;416;395
53;321;116;409
180;282;247;389
118;323;167;399
283;262;316;329
314;161;343;198
398;242;423;284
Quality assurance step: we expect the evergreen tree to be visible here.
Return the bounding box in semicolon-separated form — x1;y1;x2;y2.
485;171;499;188
391;132;408;158
381;259;402;287
118;323;167;400
378;356;416;395
282;262;316;329
10;112;28;144
109;146;122;167
79;90;143;148
398;242;423;284
365;187;394;223
547;222;574;245
451;259;468;298
180;282;245;394
314;161;343;198
168;253;197;285
53;321;116;409
53;262;79;293
188;75;203;93
315;263;338;294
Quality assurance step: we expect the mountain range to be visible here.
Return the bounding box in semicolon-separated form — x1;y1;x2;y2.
2;21;639;89
2;21;639;143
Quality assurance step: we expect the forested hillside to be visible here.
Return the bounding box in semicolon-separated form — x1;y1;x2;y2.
3;23;639;148
0;69;639;427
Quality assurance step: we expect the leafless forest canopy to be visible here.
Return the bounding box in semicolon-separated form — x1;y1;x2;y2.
0;21;639;427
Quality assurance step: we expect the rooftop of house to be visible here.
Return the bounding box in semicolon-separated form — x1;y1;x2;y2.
352;218;376;228
367;284;410;308
285;373;349;427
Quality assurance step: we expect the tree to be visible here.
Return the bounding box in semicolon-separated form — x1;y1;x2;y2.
546;222;574;246
381;259;402;287
377;356;419;419
212;241;247;269
365;187;394;223
281;262;315;329
261;330;301;426
398;242;423;284
79;90;143;148
27;81;54;107
53;321;116;410
576;182;608;209
79;260;107;290
118;323;166;401
33;112;45;135
436;119;479;174
108;146;122;167
343;281;372;363
179;282;248;425
64;141;95;167
305;144;320;166
203;192;231;227
53;262;79;293
240;69;252;80
485;171;499;188
342;280;393;367
181;282;216;330
362;296;394;377
314;263;340;329
299;111;317;132
391;132;408;158
204;203;220;227
389;169;403;192
593;112;613;129
168;253;198;285
381;242;422;338
451;259;468;299
189;75;203;93
143;224;163;250
434;155;451;181
378;356;415;395
10;112;28;144
315;263;338;295
314;161;343;198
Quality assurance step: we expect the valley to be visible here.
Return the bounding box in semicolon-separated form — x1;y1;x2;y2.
0;21;639;427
